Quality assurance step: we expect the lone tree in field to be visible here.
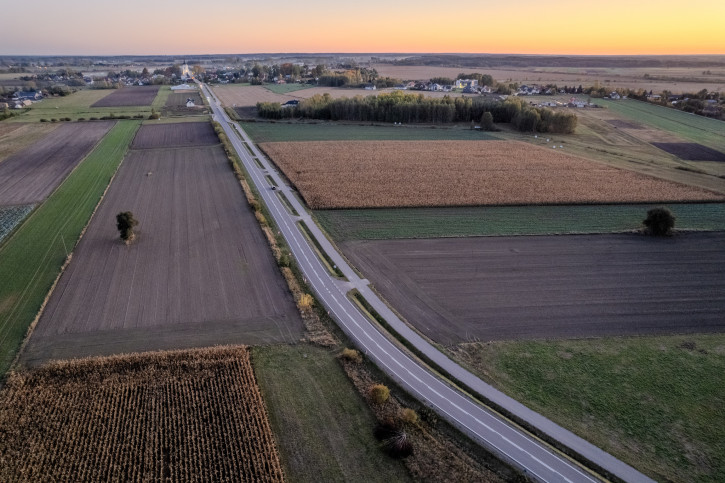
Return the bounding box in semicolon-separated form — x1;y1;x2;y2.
643;207;675;236
116;211;139;243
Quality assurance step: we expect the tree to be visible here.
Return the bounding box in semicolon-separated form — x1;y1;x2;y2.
116;211;139;243
643;207;675;236
480;111;495;131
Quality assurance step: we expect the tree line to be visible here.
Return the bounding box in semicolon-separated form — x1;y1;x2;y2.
257;91;577;133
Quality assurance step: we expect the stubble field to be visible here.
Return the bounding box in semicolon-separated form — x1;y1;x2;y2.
0;123;59;163
260;140;723;209
0;121;115;205
21;122;302;366
341;233;725;345
91;85;160;107
0;346;285;482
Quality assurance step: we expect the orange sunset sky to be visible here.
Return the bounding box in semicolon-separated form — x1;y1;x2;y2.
1;0;724;55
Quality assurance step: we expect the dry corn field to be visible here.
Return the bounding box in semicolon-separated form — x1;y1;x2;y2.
260;140;724;208
0;346;284;482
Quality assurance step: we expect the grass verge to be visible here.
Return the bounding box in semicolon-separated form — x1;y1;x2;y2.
298;220;345;278
252;344;411;483
452;335;725;483
150;85;172;109
0;120;140;377
315;203;725;240
276;191;299;217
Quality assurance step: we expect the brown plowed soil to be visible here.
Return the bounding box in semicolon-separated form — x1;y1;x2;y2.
341;233;725;345
90;85;160;107
0;346;285;482
21;124;302;366
260;140;724;208
651;142;725;161
131;121;218;149
164;91;205;115
0;121;114;205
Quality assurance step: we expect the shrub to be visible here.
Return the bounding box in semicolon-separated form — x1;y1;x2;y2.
369;384;390;404
40;118;48;122
77;117;85;121
400;408;418;425
50;118;57;122
297;293;314;310
116;211;139;243
62;117;72;122
643;206;675;236
255;211;267;226
89;117;98;121
340;348;362;364
374;421;413;458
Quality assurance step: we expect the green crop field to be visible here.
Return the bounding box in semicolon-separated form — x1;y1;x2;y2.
315;203;725;241
240;121;499;142
453;334;725;482
595;99;725;152
264;83;316;94
252;345;411;483
0;121;140;377
150;85;171;109
9;90;154;122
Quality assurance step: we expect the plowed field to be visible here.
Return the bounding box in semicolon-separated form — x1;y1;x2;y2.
131;121;218;148
0;346;285;482
164;91;205;115
91;85;160;107
0;121;114;205
341;233;725;345
260;140;724;208
21;123;302;365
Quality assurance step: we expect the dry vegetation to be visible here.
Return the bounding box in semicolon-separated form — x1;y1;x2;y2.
261;140;724;209
0;346;284;482
0;123;59;164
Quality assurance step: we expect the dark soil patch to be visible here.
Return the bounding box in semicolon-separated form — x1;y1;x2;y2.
164;91;205;116
341;233;725;345
91;85;160;107
0;121;115;204
21;133;302;366
131;121;219;149
606;119;645;129
651;142;725;161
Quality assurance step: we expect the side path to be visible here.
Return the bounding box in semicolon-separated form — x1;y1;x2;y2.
204;84;654;483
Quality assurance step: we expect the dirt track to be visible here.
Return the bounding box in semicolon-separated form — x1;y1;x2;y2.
341;233;725;345
22;125;302;365
0;121;114;205
91;85;160;107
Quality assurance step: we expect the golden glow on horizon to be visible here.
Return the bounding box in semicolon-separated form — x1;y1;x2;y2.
1;0;723;55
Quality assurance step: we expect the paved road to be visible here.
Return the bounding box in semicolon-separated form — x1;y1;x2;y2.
201;84;656;483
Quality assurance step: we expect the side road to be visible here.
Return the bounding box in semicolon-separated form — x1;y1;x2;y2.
202;83;655;483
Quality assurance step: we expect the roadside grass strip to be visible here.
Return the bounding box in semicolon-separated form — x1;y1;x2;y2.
297;221;345;279
276;192;299;217
0;120;140;377
0;204;35;244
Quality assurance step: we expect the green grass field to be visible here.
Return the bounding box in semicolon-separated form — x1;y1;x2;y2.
453;334;725;482
315;203;725;240
252;345;411;483
150;85;171;109
0;121;140;377
263;83;316;94
595;99;725;152
9;89;156;122
240;121;499;142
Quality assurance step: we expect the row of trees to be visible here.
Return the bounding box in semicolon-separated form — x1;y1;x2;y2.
257;92;577;133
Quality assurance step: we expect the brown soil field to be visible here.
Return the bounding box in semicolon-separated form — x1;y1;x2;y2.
21;129;302;366
0;122;59;164
91;85;160;107
260;140;724;209
341;233;725;345
372;65;725;94
0;121;114;205
163;91;205;115
131;121;219;148
0;346;285;482
651;142;725;162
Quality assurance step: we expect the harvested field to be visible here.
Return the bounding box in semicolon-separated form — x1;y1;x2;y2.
164;91;206;115
0;121;114;205
260;140;724;209
91;85;160;107
605;119;644;129
0;122;59;163
21;130;302;365
0;204;34;243
131;121;219;149
0;346;285;482
652;142;725;162
341;233;725;345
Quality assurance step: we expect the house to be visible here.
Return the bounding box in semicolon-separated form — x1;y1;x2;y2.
13;99;32;109
13;91;42;101
429;83;442;91
647;94;662;101
186;98;195;107
171;84;194;91
609;92;621;99
0;102;9;110
363;83;376;90
455;79;478;89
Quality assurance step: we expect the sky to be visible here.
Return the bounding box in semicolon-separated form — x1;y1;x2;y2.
1;0;724;56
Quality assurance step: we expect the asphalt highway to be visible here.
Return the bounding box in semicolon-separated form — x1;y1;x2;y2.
201;83;656;483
